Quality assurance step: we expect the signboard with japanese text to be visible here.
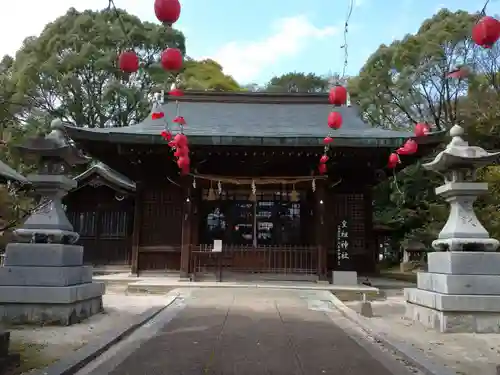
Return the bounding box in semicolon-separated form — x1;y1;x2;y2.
336;219;350;267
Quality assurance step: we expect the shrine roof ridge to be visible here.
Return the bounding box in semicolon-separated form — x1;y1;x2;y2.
163;90;337;104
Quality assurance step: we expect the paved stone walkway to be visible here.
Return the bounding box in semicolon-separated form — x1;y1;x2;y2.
101;288;411;375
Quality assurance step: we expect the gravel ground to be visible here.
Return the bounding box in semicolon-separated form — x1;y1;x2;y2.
345;294;500;375
8;291;173;373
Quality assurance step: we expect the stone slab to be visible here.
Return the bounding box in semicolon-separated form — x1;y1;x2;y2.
405;301;500;333
427;251;500;275
0;266;92;287
0;296;103;325
332;271;358;286
4;243;83;267
404;287;500;312
0;282;105;304
417;272;500;295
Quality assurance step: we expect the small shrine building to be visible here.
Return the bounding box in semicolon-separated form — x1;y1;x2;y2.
63;91;443;280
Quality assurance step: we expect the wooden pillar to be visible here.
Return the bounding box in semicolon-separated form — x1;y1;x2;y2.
315;180;328;280
130;182;143;276
179;180;192;279
364;186;376;273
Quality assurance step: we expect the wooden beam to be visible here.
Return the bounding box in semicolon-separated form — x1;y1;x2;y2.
130;182;143;276
315;180;328;281
179;179;192;279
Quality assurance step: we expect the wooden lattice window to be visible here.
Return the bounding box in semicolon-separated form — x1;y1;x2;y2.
200;187;302;246
67;211;97;237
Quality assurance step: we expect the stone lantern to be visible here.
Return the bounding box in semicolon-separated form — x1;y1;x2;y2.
0;119;105;325
405;125;500;333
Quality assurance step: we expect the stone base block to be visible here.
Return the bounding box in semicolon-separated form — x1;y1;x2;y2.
0;266;92;286
0;282;105;304
405;287;500;312
4;243;83;267
417;272;500;295
405;302;500;333
0;296;103;326
332;271;358;285
427;251;500;275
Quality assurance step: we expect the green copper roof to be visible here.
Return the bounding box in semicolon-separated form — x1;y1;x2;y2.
63;92;445;147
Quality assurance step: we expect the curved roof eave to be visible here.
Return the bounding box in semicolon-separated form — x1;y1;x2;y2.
74;162;136;192
64;125;446;148
0;160;29;184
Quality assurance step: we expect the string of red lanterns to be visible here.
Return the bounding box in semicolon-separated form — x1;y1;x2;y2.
320;85;348;175
117;0;190;175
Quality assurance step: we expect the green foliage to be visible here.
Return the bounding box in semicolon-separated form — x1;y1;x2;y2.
181;59;240;91
356;9;500;250
349;9;480;130
11;7;185;128
265;72;331;92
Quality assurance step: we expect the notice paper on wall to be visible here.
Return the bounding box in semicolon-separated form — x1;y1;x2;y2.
212;239;222;252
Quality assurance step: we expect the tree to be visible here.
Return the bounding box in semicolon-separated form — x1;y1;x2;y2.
11;7;185;128
350;9;500;254
348;9;485;131
181;59;240;91
265;72;331;93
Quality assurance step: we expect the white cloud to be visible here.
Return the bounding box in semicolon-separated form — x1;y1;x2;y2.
205;15;338;83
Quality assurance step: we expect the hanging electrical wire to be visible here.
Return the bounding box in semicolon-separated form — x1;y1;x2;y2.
340;0;354;81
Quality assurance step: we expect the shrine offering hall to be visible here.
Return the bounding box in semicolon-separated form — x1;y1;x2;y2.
63;91;442;280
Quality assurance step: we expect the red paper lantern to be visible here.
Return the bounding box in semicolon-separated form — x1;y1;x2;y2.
397;139;418;155
173;116;186;125
168;141;176;148
327;112;343;129
414;123;430;137
177;156;190;169
161;48;183;71
118;51;139;73
388;153;400;169
169;88;184;97
160;130;172;140
328;86;348;106
174;146;189;157
154;0;181;26
446;66;469;79
472;16;500;48
323;136;334;145
152;111;165;120
320;155;329;164
318;163;327;175
174;133;188;148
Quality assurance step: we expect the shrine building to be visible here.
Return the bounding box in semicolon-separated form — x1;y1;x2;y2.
62;91;443;280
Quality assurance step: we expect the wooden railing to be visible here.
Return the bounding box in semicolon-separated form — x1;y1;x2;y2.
191;244;318;279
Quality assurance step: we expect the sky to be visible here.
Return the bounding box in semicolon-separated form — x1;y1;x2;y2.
0;0;499;85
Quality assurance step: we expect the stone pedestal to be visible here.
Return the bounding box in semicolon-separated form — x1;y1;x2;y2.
332;271;358;285
405;251;500;333
0;243;104;325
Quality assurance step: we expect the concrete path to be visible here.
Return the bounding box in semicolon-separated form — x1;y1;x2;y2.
78;288;418;375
